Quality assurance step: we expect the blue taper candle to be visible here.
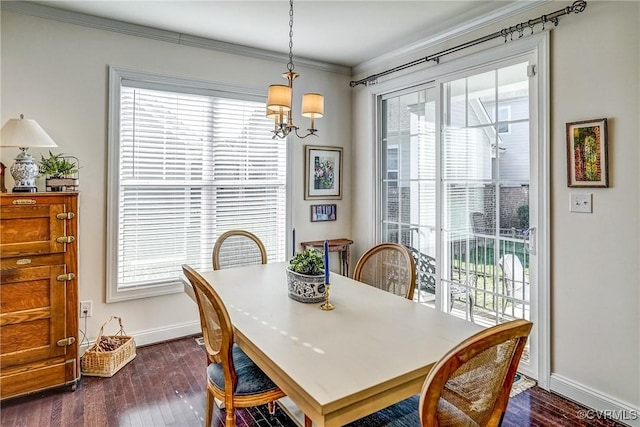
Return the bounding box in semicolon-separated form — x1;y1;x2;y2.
292;228;296;257
324;240;329;284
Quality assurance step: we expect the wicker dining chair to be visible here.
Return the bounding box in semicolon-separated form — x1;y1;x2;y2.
212;230;267;270
419;319;533;427
353;243;416;299
182;265;285;427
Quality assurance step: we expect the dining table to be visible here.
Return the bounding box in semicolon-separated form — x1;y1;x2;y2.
183;261;483;427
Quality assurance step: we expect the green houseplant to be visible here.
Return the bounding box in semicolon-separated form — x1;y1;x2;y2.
286;249;326;303
288;249;324;276
38;151;78;178
38;151;79;191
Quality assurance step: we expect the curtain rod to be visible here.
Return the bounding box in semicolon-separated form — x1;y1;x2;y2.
349;0;587;88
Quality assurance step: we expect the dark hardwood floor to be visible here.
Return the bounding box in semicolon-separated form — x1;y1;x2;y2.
0;336;625;427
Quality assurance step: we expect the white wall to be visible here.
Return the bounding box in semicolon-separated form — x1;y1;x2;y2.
549;1;639;417
0;11;352;345
351;0;639;419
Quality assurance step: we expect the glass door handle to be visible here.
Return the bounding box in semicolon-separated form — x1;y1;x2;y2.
525;227;536;255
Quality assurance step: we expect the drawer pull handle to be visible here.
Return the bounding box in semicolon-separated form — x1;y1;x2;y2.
12;199;36;205
56;212;75;220
56;236;75;244
57;273;76;281
16;259;32;265
57;337;76;347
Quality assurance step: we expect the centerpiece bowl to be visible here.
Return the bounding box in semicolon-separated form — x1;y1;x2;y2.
286;249;326;303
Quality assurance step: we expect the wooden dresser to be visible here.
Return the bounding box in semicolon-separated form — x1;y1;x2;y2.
0;192;80;400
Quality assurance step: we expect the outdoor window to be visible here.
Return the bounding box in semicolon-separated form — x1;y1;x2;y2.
493;105;512;134
387;146;399;187
107;68;286;302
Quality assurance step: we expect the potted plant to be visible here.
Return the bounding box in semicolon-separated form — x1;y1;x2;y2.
38;151;79;191
286;249;326;303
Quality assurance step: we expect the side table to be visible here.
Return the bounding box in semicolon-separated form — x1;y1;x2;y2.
300;238;354;277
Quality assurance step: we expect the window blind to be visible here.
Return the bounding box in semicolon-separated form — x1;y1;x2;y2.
116;85;286;292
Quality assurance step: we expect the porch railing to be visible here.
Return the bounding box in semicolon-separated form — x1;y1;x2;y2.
450;229;529;320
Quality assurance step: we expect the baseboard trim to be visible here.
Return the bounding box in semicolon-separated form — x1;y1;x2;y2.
80;321;201;355
550;374;639;427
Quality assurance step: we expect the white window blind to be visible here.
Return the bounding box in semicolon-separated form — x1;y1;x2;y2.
108;69;286;301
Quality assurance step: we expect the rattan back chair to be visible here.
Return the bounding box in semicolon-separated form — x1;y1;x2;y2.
212;230;267;270
353;243;416;299
419;319;533;427
182;265;285;427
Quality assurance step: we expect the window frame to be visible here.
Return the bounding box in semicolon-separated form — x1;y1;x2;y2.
106;67;284;302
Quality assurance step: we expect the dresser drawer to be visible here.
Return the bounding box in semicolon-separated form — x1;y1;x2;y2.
0;204;72;258
0;254;66;270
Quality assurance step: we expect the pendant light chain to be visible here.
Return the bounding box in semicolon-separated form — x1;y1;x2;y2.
287;0;295;72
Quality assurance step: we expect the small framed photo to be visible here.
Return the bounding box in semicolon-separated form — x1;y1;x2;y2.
311;204;337;222
566;118;609;187
305;145;343;200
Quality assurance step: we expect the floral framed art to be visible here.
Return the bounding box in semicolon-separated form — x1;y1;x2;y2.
566;118;609;187
304;145;342;200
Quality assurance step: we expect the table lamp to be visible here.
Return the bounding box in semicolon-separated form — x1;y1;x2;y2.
0;114;57;192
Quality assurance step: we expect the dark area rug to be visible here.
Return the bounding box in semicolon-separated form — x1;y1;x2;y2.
345;395;420;427
344;374;535;426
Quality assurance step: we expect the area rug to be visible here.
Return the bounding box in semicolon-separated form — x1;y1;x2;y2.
342;373;536;427
510;373;537;397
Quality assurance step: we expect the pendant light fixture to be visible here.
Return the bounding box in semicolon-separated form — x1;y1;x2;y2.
267;0;324;139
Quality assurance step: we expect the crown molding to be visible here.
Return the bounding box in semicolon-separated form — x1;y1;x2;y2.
353;0;550;76
1;1;351;76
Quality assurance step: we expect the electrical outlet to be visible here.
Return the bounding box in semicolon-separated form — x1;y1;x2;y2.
80;301;92;318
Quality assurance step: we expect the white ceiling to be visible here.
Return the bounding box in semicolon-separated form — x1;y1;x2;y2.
32;1;529;68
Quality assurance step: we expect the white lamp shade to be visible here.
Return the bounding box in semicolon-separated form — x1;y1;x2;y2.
0;116;57;148
267;85;292;112
301;93;324;118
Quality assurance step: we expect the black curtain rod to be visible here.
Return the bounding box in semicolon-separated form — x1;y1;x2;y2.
350;0;587;87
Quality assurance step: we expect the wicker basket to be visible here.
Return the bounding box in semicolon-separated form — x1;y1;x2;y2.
81;316;136;377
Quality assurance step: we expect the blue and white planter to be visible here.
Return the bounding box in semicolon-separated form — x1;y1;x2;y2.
286;268;326;303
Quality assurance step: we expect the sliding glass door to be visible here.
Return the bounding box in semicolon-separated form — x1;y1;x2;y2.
380;56;538;379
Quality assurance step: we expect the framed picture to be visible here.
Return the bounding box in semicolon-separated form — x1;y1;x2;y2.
304;145;343;200
311;204;337;222
566;118;609;188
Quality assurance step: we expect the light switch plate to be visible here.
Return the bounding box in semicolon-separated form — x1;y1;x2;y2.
570;193;592;213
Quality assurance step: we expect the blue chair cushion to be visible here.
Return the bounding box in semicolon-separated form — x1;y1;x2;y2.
207;344;280;396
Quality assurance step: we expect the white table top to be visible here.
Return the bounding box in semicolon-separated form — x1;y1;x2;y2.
186;262;482;426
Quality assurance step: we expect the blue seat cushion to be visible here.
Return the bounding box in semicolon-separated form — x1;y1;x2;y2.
207;344;280;396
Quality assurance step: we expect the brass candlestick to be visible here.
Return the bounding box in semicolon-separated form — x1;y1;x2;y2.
319;283;334;311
